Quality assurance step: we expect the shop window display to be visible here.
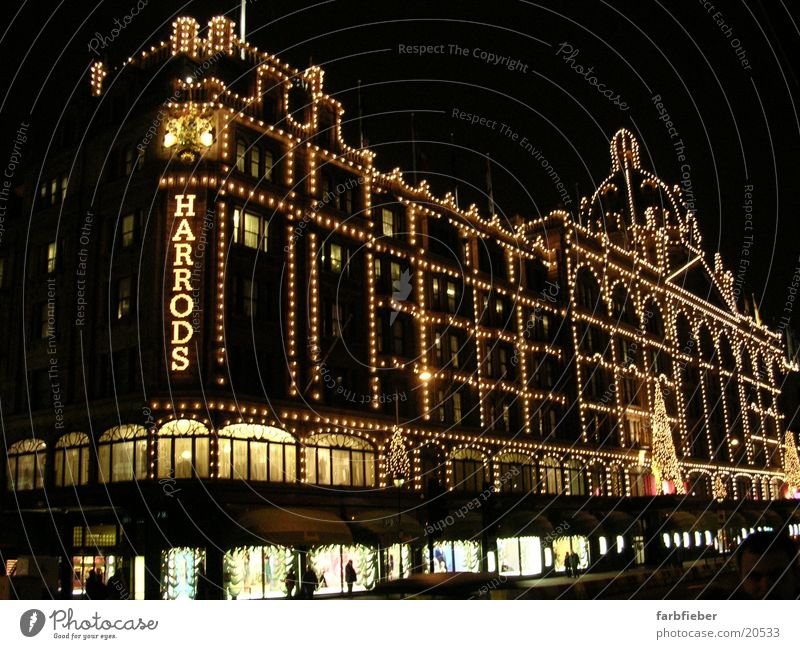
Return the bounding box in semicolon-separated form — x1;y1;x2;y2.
161;547;206;600
382;543;411;580
497;536;542;576
223;545;294;599
307;544;377;594
429;540;481;573
552;535;589;573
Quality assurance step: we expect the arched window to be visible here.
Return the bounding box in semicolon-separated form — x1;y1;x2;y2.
643;301;664;337
740;345;754;377
698;325;715;364
157;420;211;480
305;433;375;487
564;459;587;496
495;452;535;494
735;475;752;500
688;472;711;499
674;313;693;351
6;439;46;491
98;425;148;483
719;334;736;371
611;284;635;325
451;448;488;492
419;443;445;491
588;462;604;496
54;433;90;487
575;268;600;311
609;464;625;497
219;424;297;483
540;456;563;495
629;466;653;497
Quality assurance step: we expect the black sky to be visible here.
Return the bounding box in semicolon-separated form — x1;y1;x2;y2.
1;0;798;328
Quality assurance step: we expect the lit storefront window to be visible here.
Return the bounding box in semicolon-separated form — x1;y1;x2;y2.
304;434;375;487
157;419;211;479
383;544;410;580
429;540;481;573
161;547;205;600
552;535;589;573
97;425;148;483
218;424;297;482
71;555;122;597
308;544;377;594
6;438;46;491
497;536;542;576
598;536;608;555
223;545;295;599
55;433;90;487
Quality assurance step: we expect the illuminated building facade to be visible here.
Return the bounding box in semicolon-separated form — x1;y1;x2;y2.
1;16;798;599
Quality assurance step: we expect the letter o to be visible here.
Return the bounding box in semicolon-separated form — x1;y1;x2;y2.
170;293;194;318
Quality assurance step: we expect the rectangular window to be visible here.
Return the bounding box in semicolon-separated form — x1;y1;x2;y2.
122;214;135;248
236;141;246;173
374;257;382;281
431;278;440;305
446;282;457;312
60;175;68;202
381;208;395;237
242;278;258;318
264;150;274;181
449;334;460;369
117;277;132;319
250;147;260;177
330;244;342;273
233;209;241;243
47;242;57;273
390;262;401;288
453;392;462;423
50;178;59;206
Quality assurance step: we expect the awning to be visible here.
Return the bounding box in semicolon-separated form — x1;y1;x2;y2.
691;511;720;533
557;511;602;535
235;507;353;546
497;511;554;538
597;511;636;535
349;510;424;545
661;512;696;532
438;512;483;541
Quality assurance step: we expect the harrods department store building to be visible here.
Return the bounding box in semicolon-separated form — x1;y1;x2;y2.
2;16;799;599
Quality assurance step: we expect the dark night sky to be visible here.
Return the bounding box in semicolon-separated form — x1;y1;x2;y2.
1;0;798;328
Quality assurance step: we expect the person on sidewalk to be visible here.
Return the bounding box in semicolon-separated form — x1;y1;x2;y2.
344;560;357;596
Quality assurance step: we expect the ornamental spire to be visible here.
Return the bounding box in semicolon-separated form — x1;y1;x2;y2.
650;384;685;495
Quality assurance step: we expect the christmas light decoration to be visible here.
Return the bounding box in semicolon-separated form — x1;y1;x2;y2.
386;427;410;485
712;473;727;501
650;385;685;495
783;430;800;495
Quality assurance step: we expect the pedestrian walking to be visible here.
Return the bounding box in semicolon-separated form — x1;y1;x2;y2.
344;560;357;596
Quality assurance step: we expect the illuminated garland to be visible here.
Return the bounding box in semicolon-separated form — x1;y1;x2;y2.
784;430;800;494
712;473;727;501
387;427;410;484
651;385;685;495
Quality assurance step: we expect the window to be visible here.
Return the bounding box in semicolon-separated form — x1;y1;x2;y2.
449;334;460;369
431;277;440;304
446;282;457;312
304;433;375;487
564;459;587;496
391;319;405;356
249;147;261;177
390;262;402;288
121;213;135;248
236;139;246;173
6;439;46;491
233;208;269;252
496;454;536;494
116;277;132;319
609;465;625;496
243;278;258;317
263;149;274;181
47;242;57;273
157;420;211;479
451;448;487;492
38;303;50;339
97;425;148;483
541;457;563;494
330;244;342;273
124;148;142;175
381;208;395;237
54;433;90;487
218;425;297;482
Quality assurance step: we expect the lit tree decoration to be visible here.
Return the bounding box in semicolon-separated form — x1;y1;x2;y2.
712;474;728;501
784;430;800;495
387;427;410;485
650;385;685;495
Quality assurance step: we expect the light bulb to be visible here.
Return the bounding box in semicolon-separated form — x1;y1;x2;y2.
163;132;177;148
